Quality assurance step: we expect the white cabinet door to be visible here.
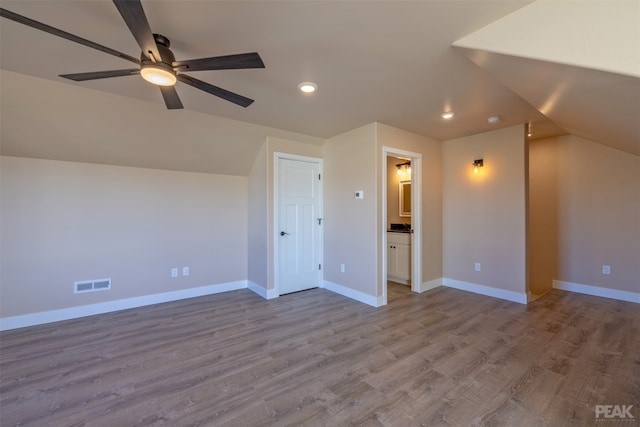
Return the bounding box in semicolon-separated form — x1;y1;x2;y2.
388;243;399;278
387;232;411;284
395;242;411;281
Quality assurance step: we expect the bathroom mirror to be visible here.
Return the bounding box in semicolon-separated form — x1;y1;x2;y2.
399;180;411;217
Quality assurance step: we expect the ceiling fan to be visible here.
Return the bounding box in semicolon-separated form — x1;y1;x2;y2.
0;0;265;109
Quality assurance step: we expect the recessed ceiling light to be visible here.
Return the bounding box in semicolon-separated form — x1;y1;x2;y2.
298;82;317;93
440;111;455;120
488;115;501;124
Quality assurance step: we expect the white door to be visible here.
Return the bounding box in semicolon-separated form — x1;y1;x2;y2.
277;157;322;295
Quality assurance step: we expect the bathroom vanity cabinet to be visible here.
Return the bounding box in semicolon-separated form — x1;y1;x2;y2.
387;231;411;284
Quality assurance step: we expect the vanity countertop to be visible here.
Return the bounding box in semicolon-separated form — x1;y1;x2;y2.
388;223;411;233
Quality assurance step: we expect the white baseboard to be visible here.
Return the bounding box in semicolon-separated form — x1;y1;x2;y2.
443;278;528;304
322;280;384;307
553;280;640;304
388;276;410;285
247;281;279;300
418;278;443;293
0;280;247;331
526;289;550;303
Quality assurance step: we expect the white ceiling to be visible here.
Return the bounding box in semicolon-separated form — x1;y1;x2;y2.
1;0;638;174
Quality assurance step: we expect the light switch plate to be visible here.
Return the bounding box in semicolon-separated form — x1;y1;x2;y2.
355;190;364;200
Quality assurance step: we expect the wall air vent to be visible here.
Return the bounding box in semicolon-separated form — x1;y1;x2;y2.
74;278;111;294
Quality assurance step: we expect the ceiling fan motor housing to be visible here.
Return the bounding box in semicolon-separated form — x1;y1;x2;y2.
141;34;176;66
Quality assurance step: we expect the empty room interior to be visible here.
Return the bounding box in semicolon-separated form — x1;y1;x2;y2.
1;1;639;425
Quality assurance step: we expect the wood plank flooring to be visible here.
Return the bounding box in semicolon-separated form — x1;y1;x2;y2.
1;284;639;426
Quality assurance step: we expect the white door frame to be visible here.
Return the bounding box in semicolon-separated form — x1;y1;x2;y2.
273;152;323;296
382;146;422;304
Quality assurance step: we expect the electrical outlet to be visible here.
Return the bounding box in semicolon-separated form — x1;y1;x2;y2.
182;266;189;276
474;262;481;272
171;268;178;278
340;264;345;273
602;265;611;275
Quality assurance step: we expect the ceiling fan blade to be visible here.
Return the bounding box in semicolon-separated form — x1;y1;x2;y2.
0;8;139;65
59;69;140;81
112;0;161;62
173;52;265;72
159;86;183;110
177;74;254;108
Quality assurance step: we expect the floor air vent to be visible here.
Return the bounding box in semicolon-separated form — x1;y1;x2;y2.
74;278;111;294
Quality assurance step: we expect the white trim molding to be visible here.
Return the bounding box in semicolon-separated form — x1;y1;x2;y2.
526;290;550;303
553;280;640;304
248;281;279;300
0;280;247;331
418;278;443;293
381;146;423;299
443;278;528;304
322;280;384;307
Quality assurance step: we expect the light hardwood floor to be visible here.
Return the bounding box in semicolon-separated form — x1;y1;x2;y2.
1;285;639;426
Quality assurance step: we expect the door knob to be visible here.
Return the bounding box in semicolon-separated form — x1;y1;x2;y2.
280;231;290;236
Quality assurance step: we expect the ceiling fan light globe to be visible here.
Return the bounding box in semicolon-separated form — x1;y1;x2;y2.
141;65;176;86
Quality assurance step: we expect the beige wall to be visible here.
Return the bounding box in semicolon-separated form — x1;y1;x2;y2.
528;138;559;295
530;135;639;293
323;124;378;296
248;143;269;289
5;122;635;324
0;156;248;318
443;125;527;294
376;123;443;287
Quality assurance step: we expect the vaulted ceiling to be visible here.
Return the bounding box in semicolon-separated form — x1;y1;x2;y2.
1;1;638;175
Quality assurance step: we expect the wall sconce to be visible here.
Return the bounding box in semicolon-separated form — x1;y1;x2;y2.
473;159;483;174
396;161;411;175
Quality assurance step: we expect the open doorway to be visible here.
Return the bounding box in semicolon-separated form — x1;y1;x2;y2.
382;148;422;304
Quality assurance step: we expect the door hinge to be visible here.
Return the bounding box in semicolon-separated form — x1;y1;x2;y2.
319;264;322;270
318;173;321;180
